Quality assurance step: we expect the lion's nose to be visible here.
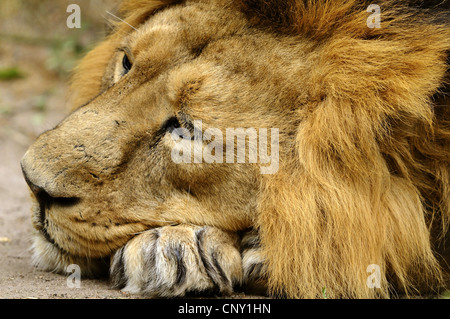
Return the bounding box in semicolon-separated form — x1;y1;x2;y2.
21;154;44;195
20;149;77;198
22;163;45;196
21;157;55;212
21;155;80;209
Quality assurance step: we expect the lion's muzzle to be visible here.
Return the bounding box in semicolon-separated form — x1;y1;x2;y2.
19;100;159;258
21;152;79;244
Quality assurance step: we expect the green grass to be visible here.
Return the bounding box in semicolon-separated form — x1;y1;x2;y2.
322;287;328;299
439;290;450;299
0;67;25;80
0;104;12;116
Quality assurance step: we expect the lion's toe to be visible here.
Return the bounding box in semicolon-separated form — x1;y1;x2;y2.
110;224;242;297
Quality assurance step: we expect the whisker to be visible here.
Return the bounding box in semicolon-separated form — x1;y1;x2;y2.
141;218;180;226
132;225;179;236
105;10;138;31
101;13;118;31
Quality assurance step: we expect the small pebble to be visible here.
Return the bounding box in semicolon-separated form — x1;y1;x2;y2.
0;237;11;243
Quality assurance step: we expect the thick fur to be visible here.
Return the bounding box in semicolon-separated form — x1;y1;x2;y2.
21;0;449;298
110;225;243;297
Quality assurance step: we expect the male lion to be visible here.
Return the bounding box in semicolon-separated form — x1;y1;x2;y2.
21;0;449;298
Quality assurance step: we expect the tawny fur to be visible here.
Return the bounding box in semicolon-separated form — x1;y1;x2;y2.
22;0;449;298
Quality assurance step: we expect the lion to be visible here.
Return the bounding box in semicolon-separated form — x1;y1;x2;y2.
20;0;450;298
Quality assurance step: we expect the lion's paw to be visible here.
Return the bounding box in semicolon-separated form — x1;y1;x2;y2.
240;229;268;295
110;224;243;297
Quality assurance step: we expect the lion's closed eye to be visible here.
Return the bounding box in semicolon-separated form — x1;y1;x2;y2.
161;116;196;141
161;117;183;137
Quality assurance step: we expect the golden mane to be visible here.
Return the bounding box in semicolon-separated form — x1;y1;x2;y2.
246;0;450;298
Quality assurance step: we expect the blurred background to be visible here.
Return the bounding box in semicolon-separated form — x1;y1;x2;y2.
0;0;121;142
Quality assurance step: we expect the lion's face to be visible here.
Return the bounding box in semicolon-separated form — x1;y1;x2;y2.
20;2;301;265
